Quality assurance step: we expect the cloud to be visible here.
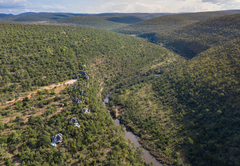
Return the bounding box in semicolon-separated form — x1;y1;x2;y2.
85;2;168;13
37;3;67;11
92;0;226;13
0;0;27;8
1;0;240;15
201;0;235;3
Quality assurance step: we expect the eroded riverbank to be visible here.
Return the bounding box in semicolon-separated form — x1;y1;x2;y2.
103;93;163;166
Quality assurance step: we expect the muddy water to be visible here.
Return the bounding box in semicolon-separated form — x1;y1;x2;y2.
103;94;162;166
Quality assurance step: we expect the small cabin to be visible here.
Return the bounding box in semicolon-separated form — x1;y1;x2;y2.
85;75;89;79
73;86;79;89
80;63;86;67
82;107;90;114
80;90;87;95
51;133;63;146
69;117;80;127
74;98;85;104
83;83;88;87
74;98;82;104
74;71;89;80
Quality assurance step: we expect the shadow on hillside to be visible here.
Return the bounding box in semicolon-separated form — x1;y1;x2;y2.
107;16;144;24
138;33;210;59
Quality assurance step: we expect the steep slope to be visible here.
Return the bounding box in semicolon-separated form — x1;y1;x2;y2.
115;10;240;35
152;13;240;58
108;12;240;166
111;39;240;166
0;23;179;165
0;23;176;103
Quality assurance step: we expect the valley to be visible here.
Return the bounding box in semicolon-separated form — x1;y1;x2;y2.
0;9;240;166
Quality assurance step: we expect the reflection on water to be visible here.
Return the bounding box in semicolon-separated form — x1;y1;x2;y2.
103;94;162;166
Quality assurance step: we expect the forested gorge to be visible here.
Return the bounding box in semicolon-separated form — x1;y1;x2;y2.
114;11;240;35
0;23;176;165
0;23;173;104
144;13;240;59
1;11;240;166
109;39;240;166
109;13;240;166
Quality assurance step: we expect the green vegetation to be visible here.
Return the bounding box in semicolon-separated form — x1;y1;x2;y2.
115;10;240;35
97;15;146;24
0;76;152;165
55;16;128;30
0;23;175;104
0;12;170;23
109;13;240;166
0;13;171;30
0;13;89;22
2;10;240;166
151;13;240;58
0;22;177;165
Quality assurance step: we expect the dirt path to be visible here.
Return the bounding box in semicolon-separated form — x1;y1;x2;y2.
2;79;77;107
115;106;121;118
97;82;104;97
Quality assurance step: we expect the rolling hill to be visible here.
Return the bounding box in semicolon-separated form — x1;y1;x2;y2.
0;22;180;165
151;13;240;58
0;12;172;25
0;13;91;22
108;13;240;166
1;10;240;166
54;16;128;30
0;12;176;31
95;15;147;24
115;10;240;35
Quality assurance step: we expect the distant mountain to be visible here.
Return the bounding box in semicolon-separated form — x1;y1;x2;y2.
0;12;172;24
19;12;36;15
115;10;240;35
0;14;13;17
96;13;173;19
0;13;91;22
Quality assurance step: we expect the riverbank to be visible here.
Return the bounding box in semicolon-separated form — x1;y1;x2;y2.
103;93;163;166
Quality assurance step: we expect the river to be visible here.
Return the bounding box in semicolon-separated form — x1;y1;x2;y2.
103;93;163;166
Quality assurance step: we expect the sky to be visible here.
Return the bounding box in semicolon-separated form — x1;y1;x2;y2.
0;0;239;15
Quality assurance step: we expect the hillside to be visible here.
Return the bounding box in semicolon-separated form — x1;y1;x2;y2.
115;10;240;35
0;23;179;165
0;12;173;27
54;16;128;30
0;12;176;31
0;14;13;18
96;13;172;19
95;15;147;24
110;38;240;166
0;23;177;103
107;12;240;166
150;13;240;58
0;12;171;22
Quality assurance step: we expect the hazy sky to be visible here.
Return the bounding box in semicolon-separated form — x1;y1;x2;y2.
0;0;239;14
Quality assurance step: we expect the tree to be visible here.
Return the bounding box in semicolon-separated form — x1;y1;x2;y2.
0;121;4;130
38;135;51;147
